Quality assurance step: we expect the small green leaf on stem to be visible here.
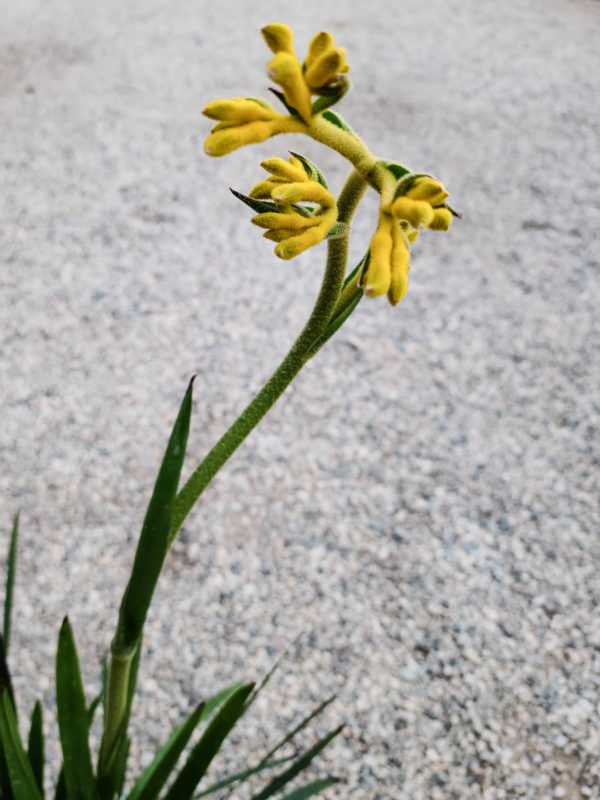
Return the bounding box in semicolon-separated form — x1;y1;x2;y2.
287;152;328;187
378;159;410;180
268;88;301;118
325;221;349;240
230;189;280;215
320;110;356;135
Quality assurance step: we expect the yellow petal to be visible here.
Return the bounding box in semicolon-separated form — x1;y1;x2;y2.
249;179;279;199
274;225;326;259
363;214;393;297
260;157;308;183
267;53;312;123
304;31;334;69
263;228;300;242
202;97;278;123
203;120;276;157
391;197;435;229
251;211;321;230
388;224;410;305
406;176;448;206
304;47;347;90
428;208;453;231
271;181;335;208
261;23;295;55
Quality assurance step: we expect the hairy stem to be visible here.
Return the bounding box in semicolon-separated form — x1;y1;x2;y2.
167;168;368;544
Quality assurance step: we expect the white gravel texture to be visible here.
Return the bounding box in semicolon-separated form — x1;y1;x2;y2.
1;0;600;797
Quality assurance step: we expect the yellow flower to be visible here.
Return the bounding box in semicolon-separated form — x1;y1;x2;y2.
390;174;453;232
361;212;412;306
249;156;337;260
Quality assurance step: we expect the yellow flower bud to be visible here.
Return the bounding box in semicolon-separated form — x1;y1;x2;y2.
406;176;448;206
267;53;313;123
362;214;394;297
252;211;321;231
259;156;308;183
304;31;334;69
428;208;453;231
202;98;279;124
274;226;326;259
203;120;276;157
270;181;333;208
261;23;295;55
304;47;348;90
388;225;410;306
391;197;435;229
262;228;297;243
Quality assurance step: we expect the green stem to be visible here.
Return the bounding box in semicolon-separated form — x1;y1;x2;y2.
98;653;131;770
167;169;368;544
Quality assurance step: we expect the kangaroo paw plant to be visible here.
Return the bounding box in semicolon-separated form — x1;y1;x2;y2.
1;22;457;800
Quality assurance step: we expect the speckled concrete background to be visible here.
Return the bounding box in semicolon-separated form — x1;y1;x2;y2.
1;0;600;797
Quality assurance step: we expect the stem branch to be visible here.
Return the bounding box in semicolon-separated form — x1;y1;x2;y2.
167;168;368;544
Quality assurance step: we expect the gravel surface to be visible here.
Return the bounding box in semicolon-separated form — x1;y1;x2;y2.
1;0;600;797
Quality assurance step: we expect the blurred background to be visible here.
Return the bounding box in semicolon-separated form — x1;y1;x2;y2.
1;0;599;797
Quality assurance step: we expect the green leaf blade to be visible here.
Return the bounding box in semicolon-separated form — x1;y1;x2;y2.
230;189;280;215
126;702;205;800
0;633;16;712
193;756;294;798
27;701;44;793
0;691;43;800
163;683;254;800
55;617;96;800
113;378;194;656
249;726;343;800
3;514;19;655
280;778;340;800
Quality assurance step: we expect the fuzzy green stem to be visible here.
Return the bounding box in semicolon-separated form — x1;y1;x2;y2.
167;169;368;544
307;115;378;183
98;652;131;770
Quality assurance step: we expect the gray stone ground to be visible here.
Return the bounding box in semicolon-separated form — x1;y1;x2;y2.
1;0;600;797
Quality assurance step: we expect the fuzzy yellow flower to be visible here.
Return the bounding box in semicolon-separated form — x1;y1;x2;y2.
248;155;337;260
390;175;453;231
361;213;416;306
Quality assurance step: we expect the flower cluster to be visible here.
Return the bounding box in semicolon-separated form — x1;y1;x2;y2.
202;24;348;157
248;155;337;260
202;22;457;309
263;23;349;123
361;175;453;305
